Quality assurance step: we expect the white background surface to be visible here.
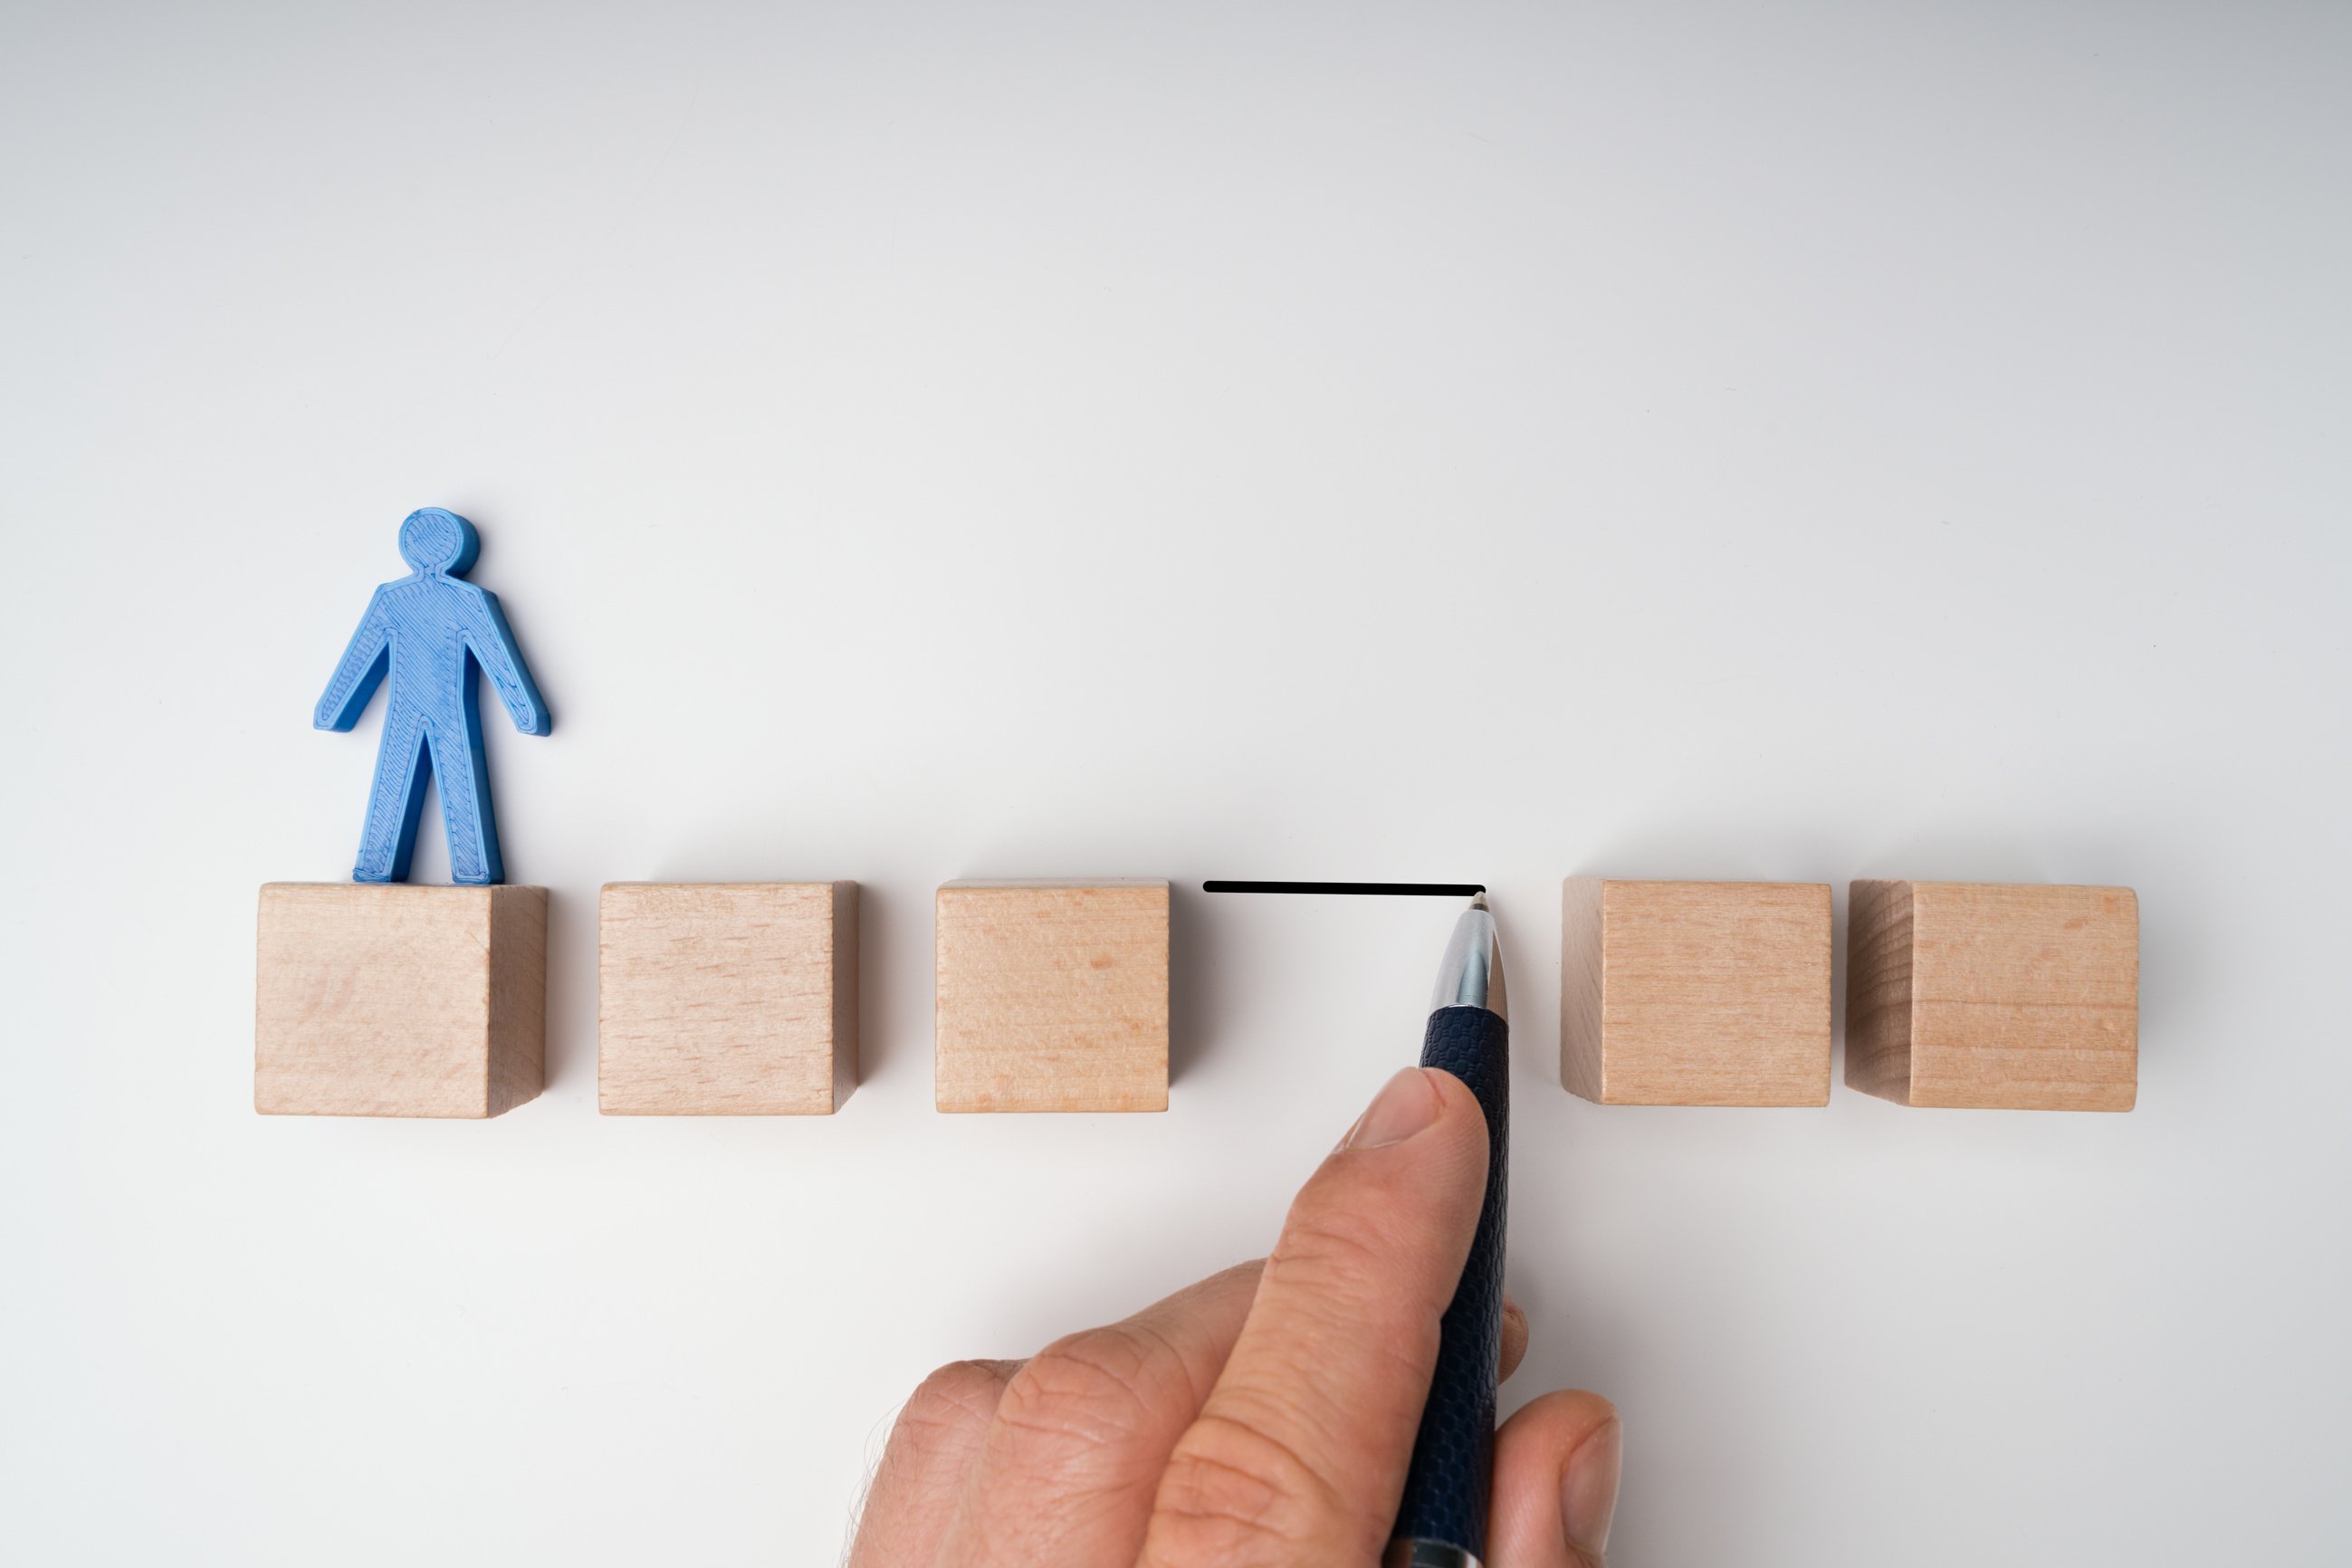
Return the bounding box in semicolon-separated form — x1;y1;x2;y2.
5;4;2349;1563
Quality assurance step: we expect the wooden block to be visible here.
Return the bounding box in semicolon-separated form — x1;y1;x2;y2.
255;883;546;1117
934;880;1169;1113
598;882;858;1115
1847;881;2137;1110
1561;878;1831;1106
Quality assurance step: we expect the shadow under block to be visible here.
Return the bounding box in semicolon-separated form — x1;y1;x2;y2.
934;880;1169;1113
254;883;546;1118
1560;878;1832;1106
1846;881;2138;1111
597;882;858;1114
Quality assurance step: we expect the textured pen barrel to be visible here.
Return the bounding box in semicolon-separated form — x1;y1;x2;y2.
1391;1004;1512;1564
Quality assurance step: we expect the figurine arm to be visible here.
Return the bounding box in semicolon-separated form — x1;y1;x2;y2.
462;587;550;736
314;589;391;731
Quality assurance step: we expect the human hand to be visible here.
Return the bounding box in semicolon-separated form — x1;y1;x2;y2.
850;1066;1621;1566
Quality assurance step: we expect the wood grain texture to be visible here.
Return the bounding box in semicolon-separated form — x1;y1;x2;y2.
1559;877;1606;1102
1843;879;1916;1104
254;882;545;1118
1845;881;2138;1110
1559;878;1831;1106
598;882;858;1115
934;880;1169;1114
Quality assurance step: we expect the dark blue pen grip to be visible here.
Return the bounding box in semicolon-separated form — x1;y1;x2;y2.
1392;1005;1510;1558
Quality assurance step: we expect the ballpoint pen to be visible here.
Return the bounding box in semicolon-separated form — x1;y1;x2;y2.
1387;893;1510;1568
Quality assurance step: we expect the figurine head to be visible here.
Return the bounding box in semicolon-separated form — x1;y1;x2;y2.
398;507;481;577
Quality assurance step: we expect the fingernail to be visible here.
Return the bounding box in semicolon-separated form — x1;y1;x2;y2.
1343;1067;1443;1150
1562;1418;1622;1555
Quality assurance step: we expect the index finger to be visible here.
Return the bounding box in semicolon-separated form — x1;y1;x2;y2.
1139;1067;1491;1565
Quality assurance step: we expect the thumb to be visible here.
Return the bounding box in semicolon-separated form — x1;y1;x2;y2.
1139;1066;1489;1564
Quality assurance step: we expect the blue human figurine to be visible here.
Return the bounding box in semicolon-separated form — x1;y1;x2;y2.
315;508;550;885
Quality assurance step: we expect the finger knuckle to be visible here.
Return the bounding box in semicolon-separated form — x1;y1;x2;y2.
895;1358;1012;1447
996;1324;1185;1449
1146;1411;1343;1562
1267;1207;1392;1303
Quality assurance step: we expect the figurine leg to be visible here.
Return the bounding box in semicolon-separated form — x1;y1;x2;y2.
427;701;503;887
354;706;431;883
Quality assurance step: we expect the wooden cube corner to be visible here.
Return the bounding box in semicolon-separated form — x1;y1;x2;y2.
1561;877;1831;1106
934;880;1169;1113
254;882;547;1118
1846;880;2137;1111
598;881;858;1114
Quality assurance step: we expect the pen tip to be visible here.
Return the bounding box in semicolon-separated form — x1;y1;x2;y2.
1469;891;1489;911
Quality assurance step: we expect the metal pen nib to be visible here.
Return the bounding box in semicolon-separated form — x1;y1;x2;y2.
1430;892;1507;1022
